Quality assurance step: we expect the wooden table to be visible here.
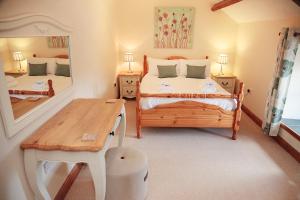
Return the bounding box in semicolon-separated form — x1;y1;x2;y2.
21;99;126;200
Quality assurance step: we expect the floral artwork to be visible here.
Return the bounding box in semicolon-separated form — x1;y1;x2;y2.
154;7;195;49
47;36;69;48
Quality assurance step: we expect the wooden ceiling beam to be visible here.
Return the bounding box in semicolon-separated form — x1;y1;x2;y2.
211;0;242;11
292;0;300;7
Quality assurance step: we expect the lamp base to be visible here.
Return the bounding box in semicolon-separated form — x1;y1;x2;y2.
18;62;22;72
218;64;224;76
128;63;133;73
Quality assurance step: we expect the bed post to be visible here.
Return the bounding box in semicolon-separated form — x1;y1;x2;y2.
232;81;244;140
136;81;142;138
48;79;55;97
143;55;148;77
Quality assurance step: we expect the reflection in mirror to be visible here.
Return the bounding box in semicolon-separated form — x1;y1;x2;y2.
0;36;72;119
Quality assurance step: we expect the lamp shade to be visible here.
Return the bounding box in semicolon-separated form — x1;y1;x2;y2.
124;52;134;62
217;54;228;65
13;52;25;61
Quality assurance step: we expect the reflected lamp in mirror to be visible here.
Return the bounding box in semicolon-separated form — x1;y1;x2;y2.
13;51;25;72
217;54;228;76
124;52;134;73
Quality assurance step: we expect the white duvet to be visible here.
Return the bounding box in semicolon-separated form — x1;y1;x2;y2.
140;74;237;111
7;74;72;99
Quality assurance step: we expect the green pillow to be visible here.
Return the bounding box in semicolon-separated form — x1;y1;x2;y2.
28;63;47;76
186;64;206;79
55;63;70;77
157;65;177;78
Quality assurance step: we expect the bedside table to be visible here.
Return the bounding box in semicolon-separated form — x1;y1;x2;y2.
119;71;142;99
5;70;26;78
212;74;236;94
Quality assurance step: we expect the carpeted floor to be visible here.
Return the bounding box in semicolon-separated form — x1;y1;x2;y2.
65;101;300;200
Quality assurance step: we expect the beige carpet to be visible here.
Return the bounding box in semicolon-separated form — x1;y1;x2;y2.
65;101;300;200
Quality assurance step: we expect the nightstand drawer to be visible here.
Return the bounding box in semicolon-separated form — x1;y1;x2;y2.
120;76;139;86
122;86;136;97
216;78;235;88
223;87;234;94
118;71;141;99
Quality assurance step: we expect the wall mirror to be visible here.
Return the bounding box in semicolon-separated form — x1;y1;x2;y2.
0;36;72;119
0;14;74;138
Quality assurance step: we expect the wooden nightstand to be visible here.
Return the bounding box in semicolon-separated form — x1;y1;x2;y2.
5;70;26;78
212;74;236;94
119;71;142;99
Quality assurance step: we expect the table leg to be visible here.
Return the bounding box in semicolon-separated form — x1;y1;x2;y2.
24;150;51;200
88;154;106;200
118;106;126;147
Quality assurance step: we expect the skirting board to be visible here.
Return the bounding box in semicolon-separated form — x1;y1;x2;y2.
241;105;300;162
54;163;84;200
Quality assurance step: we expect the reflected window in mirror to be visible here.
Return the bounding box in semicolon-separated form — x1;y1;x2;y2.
0;36;73;119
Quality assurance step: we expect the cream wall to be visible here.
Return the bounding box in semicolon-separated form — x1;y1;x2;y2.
234;17;300;119
115;0;238;74
0;0;118;199
0;38;13;71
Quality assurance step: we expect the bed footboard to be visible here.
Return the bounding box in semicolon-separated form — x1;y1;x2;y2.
8;79;55;97
136;80;244;140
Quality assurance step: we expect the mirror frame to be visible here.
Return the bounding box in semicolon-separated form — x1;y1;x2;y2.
0;14;74;138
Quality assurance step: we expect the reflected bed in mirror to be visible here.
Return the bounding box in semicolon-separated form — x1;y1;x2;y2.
1;36;72;119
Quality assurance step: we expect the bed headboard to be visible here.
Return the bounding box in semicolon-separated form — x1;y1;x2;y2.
143;55;209;77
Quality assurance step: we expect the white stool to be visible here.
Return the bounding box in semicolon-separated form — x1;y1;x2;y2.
105;147;148;200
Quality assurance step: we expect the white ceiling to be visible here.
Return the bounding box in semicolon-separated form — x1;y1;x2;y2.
213;0;300;23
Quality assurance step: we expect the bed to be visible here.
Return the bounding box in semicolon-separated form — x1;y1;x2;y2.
136;55;244;140
6;54;72;118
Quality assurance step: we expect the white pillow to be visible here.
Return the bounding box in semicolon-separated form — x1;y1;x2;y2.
147;57;180;76
56;58;70;65
27;57;56;74
179;59;211;77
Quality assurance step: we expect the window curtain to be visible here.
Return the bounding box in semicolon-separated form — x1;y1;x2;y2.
263;27;300;136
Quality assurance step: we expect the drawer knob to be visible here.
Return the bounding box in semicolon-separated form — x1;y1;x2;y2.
221;82;229;86
126;80;134;84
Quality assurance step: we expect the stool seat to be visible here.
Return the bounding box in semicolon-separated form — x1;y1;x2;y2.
106;147;148;200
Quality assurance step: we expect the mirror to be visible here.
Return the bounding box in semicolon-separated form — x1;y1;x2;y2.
0;36;72;120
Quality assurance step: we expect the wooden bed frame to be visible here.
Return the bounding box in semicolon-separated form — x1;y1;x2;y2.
8;54;69;97
8;79;55;97
8;54;69;98
7;54;70;119
136;55;244;140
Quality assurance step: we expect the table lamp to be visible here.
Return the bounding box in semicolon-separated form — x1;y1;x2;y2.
217;54;228;75
13;51;25;72
124;52;134;73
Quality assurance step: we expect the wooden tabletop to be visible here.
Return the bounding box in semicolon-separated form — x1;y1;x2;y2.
21;99;125;152
211;74;236;78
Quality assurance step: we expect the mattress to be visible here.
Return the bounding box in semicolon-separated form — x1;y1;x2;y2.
7;74;72;99
140;74;237;111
